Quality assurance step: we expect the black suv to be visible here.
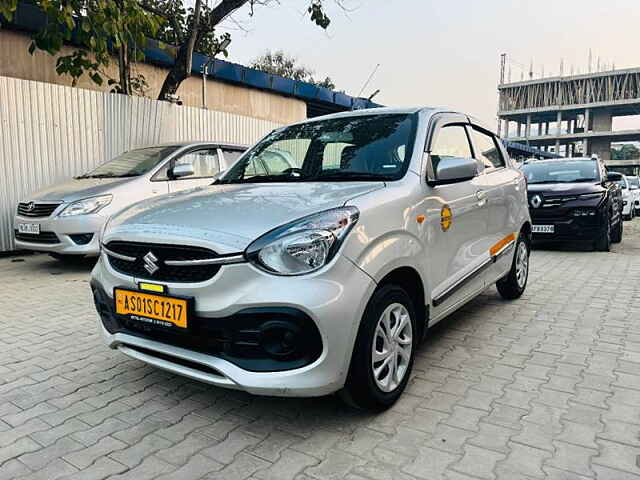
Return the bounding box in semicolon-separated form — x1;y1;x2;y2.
522;157;623;251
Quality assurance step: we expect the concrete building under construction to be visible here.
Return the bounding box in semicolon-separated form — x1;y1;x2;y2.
497;67;640;170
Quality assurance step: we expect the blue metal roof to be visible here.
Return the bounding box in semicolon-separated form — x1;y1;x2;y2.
502;140;561;159
4;2;380;112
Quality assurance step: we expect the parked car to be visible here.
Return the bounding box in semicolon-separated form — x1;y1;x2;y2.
627;175;640;216
91;107;532;410
13;142;246;260
613;174;635;221
522;157;623;251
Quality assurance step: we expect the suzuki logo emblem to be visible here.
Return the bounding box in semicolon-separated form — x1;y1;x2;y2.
143;252;159;275
25;201;35;212
530;194;543;209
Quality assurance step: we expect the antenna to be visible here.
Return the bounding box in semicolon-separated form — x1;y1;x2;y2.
357;64;380;98
560;59;564;77
588;49;592;72
499;53;506;85
529;59;533;79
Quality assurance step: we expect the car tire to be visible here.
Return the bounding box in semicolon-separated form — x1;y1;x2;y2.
496;234;530;300
340;284;417;411
594;217;611;252
612;217;623;243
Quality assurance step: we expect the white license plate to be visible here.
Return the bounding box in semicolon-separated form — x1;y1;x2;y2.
532;225;554;234
18;223;40;235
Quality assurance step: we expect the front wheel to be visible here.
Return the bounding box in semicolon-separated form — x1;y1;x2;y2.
594;217;611;251
496;234;529;300
612;216;623;243
340;285;417;411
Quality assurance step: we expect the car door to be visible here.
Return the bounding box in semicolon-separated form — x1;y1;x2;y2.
468;124;523;282
424;116;490;320
167;147;221;193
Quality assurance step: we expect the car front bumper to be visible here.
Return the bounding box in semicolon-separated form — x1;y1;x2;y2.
13;213;106;255
530;215;604;243
91;252;377;397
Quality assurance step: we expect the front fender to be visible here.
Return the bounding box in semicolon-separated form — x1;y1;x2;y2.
342;228;429;294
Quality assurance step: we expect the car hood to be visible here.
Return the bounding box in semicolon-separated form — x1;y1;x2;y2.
106;182;385;253
26;177;133;202
527;182;605;196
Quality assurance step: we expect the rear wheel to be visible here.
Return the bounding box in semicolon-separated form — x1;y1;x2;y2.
496;235;529;300
340;284;417;411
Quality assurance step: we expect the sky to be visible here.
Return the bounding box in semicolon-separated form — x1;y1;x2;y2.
218;0;640;127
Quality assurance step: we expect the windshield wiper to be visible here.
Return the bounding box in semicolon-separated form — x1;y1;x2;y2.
216;174;304;184
310;171;387;182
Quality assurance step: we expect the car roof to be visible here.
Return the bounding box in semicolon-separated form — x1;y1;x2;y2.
133;141;248;150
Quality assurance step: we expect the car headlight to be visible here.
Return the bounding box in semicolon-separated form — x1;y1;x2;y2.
246;207;360;276
58;195;112;217
579;193;603;200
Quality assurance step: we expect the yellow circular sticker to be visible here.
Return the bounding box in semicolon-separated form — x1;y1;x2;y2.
440;205;452;231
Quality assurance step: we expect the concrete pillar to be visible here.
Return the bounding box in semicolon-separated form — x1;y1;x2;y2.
525;115;531;143
555;138;560;154
556;111;563;135
584;108;591;133
584;139;589;156
538;122;544;136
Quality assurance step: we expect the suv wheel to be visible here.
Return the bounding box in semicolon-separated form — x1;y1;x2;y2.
341;284;417;411
496;234;529;300
612;216;623;243
595;216;611;251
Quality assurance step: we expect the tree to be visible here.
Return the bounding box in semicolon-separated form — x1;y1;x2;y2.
250;50;336;90
612;144;640;160
7;0;335;99
26;0;161;95
153;0;333;101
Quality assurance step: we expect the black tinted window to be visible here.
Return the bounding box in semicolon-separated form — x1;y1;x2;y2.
523;160;600;184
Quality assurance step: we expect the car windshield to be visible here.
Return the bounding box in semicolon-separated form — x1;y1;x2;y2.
217;113;418;184
522;159;600;184
76;146;179;178
628;176;640;188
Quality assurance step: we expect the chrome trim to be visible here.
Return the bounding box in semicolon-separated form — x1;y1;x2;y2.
101;246;136;262
432;257;493;307
164;254;246;266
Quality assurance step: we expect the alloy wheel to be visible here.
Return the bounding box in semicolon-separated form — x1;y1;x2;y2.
515;241;529;289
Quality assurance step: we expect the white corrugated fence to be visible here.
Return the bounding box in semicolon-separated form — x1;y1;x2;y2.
0;76;283;252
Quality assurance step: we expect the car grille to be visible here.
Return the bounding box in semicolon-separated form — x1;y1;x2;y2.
104;241;222;282
17;202;61;217
14;230;60;244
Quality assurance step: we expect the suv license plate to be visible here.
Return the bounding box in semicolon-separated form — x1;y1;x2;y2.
114;288;189;329
532;225;554;233
18;223;40;234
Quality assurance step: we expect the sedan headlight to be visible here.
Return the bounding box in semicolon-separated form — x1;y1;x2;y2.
246;207;360;275
579;193;604;200
58;195;112;217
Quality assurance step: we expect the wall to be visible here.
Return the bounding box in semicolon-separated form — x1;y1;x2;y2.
0;30;306;125
0;75;285;252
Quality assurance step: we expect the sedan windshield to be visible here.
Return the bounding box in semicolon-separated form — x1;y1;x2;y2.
77;146;179;178
218;113;417;184
523;159;600;184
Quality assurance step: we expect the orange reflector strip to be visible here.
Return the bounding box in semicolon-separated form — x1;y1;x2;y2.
490;233;516;257
417;214;426;224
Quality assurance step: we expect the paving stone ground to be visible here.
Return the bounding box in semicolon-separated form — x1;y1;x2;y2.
1;221;640;479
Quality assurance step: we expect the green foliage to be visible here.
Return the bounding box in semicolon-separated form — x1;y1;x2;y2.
0;0;18;23
28;0;162;93
611;144;640;160
251;50;336;90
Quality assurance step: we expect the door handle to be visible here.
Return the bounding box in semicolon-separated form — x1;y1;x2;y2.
476;190;487;206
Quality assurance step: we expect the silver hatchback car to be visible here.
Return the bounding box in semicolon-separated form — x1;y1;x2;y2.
91;107;532;410
14;142;246;259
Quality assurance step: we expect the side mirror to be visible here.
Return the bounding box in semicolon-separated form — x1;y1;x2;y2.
429;156;478;186
606;171;622;182
171;163;195;179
